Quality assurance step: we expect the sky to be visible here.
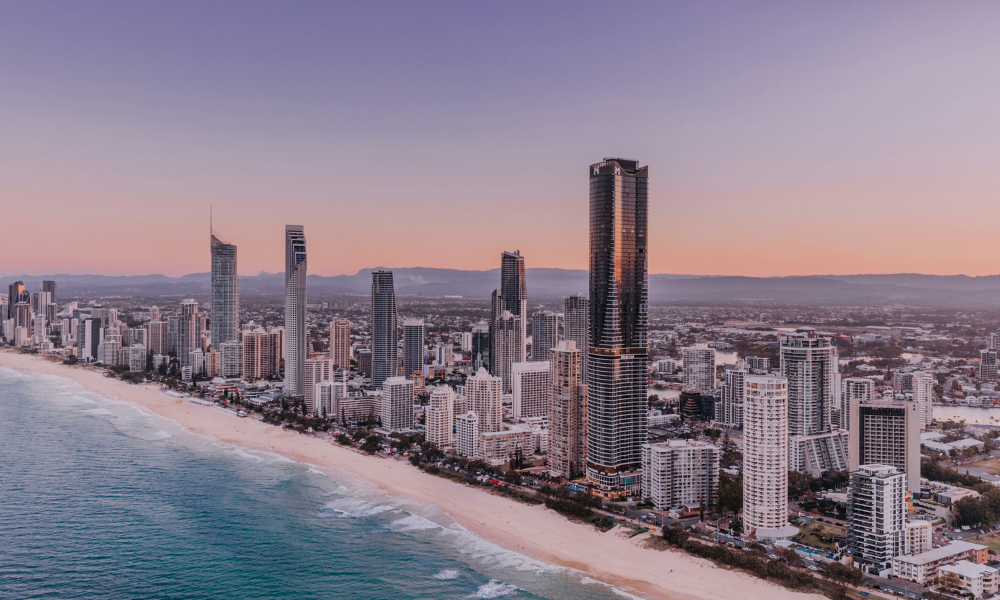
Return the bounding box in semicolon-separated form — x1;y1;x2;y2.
2;1;1000;278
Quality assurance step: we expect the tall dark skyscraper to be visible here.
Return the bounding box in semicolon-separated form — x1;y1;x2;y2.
210;224;240;349
41;280;57;304
284;225;307;400
371;270;397;389
8;281;27;319
586;158;648;496
489;251;527;391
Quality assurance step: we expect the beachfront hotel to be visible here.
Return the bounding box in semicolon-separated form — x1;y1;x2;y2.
742;375;797;540
585;158;648;497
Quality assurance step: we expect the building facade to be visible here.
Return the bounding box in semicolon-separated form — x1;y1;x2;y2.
563;293;589;383
330;319;351;369
848;464;906;573
402;319;425;380
849;399;921;494
380;377;414;432
511;360;550;419
371;270;397;389
426;385;455;448
641;439;720;512
466;367;503;434
284;225;307;399
742;375;794;538
210;229;240;348
682;345;716;394
548;340;587;479
530;310;559;362
586;158;648;495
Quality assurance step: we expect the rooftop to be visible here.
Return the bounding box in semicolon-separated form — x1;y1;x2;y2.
939;560;997;579
894;541;987;566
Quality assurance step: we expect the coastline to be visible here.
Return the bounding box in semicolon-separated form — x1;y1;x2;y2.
0;350;823;600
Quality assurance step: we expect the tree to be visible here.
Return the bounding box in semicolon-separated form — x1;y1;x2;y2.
715;471;743;515
720;433;740;468
938;571;961;595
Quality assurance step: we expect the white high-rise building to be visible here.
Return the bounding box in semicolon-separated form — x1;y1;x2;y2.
455;411;480;458
530;310;559;362
641;439;720;512
842;377;875;432
175;299;199;368
380;377;414;432
848;465;906;573
904;521;933;556
720;361;747;427
466;367;503;434
682;345;716;393
511;361;550;419
912;372;934;430
460;331;473;353
781;329;848;474
548;341;587;479
426;385;455;448
219;340;242;378
284;225;307;400
742;375;795;539
304;357;332;415
128;344;146;372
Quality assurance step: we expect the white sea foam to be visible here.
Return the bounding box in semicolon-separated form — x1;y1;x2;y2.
307;467;326;476
155;430;173;439
84;407;113;416
387;514;440;532
226;447;265;462
325;497;398;518
433;569;460;580
468;580;519;598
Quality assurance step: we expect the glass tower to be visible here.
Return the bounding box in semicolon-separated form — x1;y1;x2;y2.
371;270;397;389
210;229;239;349
284;225;307;399
586;158;648;495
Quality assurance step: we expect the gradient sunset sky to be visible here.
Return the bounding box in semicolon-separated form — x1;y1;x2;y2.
3;2;1000;277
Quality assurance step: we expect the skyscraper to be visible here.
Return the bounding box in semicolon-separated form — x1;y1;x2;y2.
530;310;559;362
841;377;875;432
586;158;648;495
380;376;414;432
175;299;199;368
563;294;589;383
210;226;240;349
511;360;550;419
330;319;351;369
781;329;848;474
466;367;503;434
681;344;717;394
371;270;397;389
284;225;307;400
470;321;490;372
742;375;795;539
41;280;57;304
304;356;332;415
848;465;906;573
912;372;935;430
549;340;587;480
981;349;997;382
849;398;921;494
720;360;748;428
426;385;455;448
7;281;26;319
489;251;527;392
402;319;425;380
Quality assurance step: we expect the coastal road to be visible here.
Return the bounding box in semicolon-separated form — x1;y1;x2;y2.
866;576;924;599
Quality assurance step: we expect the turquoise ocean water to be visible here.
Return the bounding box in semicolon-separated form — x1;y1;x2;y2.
0;367;634;600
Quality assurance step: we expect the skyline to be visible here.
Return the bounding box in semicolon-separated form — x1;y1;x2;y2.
4;2;1000;277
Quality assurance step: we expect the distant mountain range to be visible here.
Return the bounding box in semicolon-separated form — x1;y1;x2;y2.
4;269;1000;308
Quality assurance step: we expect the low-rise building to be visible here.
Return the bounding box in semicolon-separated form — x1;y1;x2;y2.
938;560;999;599
892;541;989;584
904;520;933;556
480;425;534;466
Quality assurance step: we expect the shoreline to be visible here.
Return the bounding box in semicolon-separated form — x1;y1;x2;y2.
0;350;823;600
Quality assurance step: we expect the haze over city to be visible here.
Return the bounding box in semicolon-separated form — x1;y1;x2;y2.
4;1;1000;277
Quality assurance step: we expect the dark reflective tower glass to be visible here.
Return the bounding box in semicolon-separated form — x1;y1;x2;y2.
586;158;648;495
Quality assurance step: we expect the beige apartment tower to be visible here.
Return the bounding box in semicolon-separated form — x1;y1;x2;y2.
548;340;587;479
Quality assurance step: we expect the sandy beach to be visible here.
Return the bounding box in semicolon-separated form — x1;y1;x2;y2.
0;350;823;600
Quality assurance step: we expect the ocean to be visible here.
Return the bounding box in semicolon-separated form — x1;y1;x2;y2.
0;367;632;600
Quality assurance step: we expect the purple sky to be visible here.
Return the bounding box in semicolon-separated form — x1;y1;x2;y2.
3;1;1000;276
